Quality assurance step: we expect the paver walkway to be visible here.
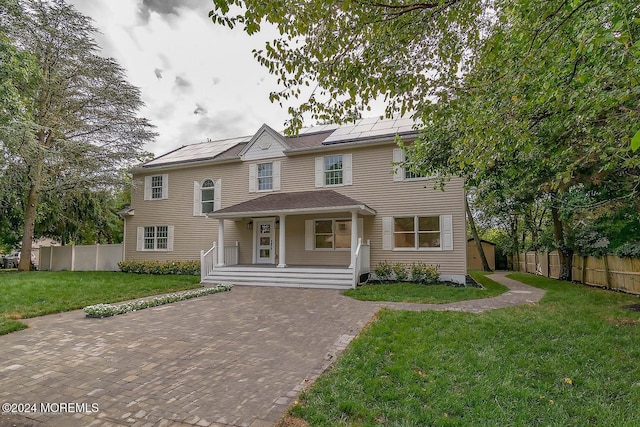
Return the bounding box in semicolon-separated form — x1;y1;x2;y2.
0;272;543;427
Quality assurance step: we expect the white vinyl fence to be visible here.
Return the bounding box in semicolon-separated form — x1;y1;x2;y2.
39;244;123;272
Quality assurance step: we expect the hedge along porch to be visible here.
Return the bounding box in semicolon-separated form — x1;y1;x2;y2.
200;190;373;289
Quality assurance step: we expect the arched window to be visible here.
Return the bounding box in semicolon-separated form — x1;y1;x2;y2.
201;179;215;214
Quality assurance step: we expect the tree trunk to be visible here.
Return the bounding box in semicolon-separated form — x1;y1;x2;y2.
551;205;573;281
465;196;492;271
18;132;45;272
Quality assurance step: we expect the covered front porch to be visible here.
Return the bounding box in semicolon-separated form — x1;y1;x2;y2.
200;190;374;289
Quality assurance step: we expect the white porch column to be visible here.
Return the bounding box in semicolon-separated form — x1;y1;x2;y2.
277;214;287;267
349;210;358;268
217;219;225;266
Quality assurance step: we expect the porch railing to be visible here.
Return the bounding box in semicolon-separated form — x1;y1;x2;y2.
200;241;239;281
351;238;371;288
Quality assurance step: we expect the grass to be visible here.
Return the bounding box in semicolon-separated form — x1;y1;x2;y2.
291;272;640;426
0;271;200;335
342;270;508;304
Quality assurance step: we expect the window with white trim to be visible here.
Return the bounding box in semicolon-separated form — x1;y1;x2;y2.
393;148;430;181
257;163;273;191
324;155;343;186
137;225;174;251
394;216;440;249
193;179;221;216
314;219;351;250
144;174;168;200
382;215;453;251
201;179;215;214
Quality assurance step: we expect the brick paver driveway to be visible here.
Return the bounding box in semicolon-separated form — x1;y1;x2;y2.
0;287;379;427
0;273;542;427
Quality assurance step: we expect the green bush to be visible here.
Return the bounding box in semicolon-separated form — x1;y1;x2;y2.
410;262;440;284
392;262;408;282
615;241;640;258
374;261;393;282
118;260;200;276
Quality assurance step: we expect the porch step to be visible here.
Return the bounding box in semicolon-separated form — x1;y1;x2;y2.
202;266;354;290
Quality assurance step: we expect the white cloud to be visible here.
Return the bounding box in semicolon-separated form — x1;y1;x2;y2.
69;0;290;157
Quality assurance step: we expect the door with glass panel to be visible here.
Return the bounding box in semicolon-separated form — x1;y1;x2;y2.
256;219;275;264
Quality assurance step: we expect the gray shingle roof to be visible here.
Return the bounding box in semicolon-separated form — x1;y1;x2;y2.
142;116;419;168
208;190;375;218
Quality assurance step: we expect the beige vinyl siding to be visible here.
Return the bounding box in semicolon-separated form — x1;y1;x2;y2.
126;139;466;277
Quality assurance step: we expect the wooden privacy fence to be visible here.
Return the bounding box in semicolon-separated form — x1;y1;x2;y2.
39;244;123;272
510;251;640;295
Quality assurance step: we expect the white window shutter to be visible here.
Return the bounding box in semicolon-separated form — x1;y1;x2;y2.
136;227;144;251
248;164;257;193
214;179;222;211
167;226;174;251
144;176;151;200
393;148;404;181
382;217;393;250
161;174;169;199
273;161;281;191
441;215;453;250
358;218;364;240
193;181;201;216
343;153;352;185
315;157;324;187
305;220;314;250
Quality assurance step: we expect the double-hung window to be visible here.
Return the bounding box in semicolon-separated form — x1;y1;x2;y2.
201;179;215;214
257;163;273;191
144;174;168;200
324;155;343;186
138;225;173;251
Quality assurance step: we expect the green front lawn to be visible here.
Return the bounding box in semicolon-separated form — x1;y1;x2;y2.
0;271;200;335
291;272;640;426
343;271;507;304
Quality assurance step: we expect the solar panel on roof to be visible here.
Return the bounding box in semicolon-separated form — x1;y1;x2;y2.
144;136;251;166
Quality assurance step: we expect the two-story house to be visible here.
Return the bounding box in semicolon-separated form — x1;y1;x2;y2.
123;117;467;289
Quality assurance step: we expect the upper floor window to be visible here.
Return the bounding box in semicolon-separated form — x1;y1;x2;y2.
193;179;221;216
258;163;273;191
201;179;215;214
324;155;343;186
249;161;280;193
315;154;351;187
393;148;430;181
144;174;168;200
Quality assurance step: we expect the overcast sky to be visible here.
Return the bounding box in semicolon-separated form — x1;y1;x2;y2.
69;0;294;157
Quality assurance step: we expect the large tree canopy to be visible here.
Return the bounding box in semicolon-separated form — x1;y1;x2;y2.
210;0;493;129
210;0;640;279
0;0;155;270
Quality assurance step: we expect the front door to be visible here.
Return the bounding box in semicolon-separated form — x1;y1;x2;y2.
256;219;275;264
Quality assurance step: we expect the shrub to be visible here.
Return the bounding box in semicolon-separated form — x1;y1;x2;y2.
410;262;440;284
410;262;426;283
375;261;393;282
423;264;441;284
392;262;408;282
615;241;640;258
84;284;232;318
118;260;200;275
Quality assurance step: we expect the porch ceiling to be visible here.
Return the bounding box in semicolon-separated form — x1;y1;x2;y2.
206;190;376;219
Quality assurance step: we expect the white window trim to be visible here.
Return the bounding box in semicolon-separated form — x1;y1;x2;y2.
136;225;174;252
249;161;281;193
382;215;453;251
315;154;352;188
144;174;169;200
193;178;221;216
305;217;363;251
392;148;431;182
